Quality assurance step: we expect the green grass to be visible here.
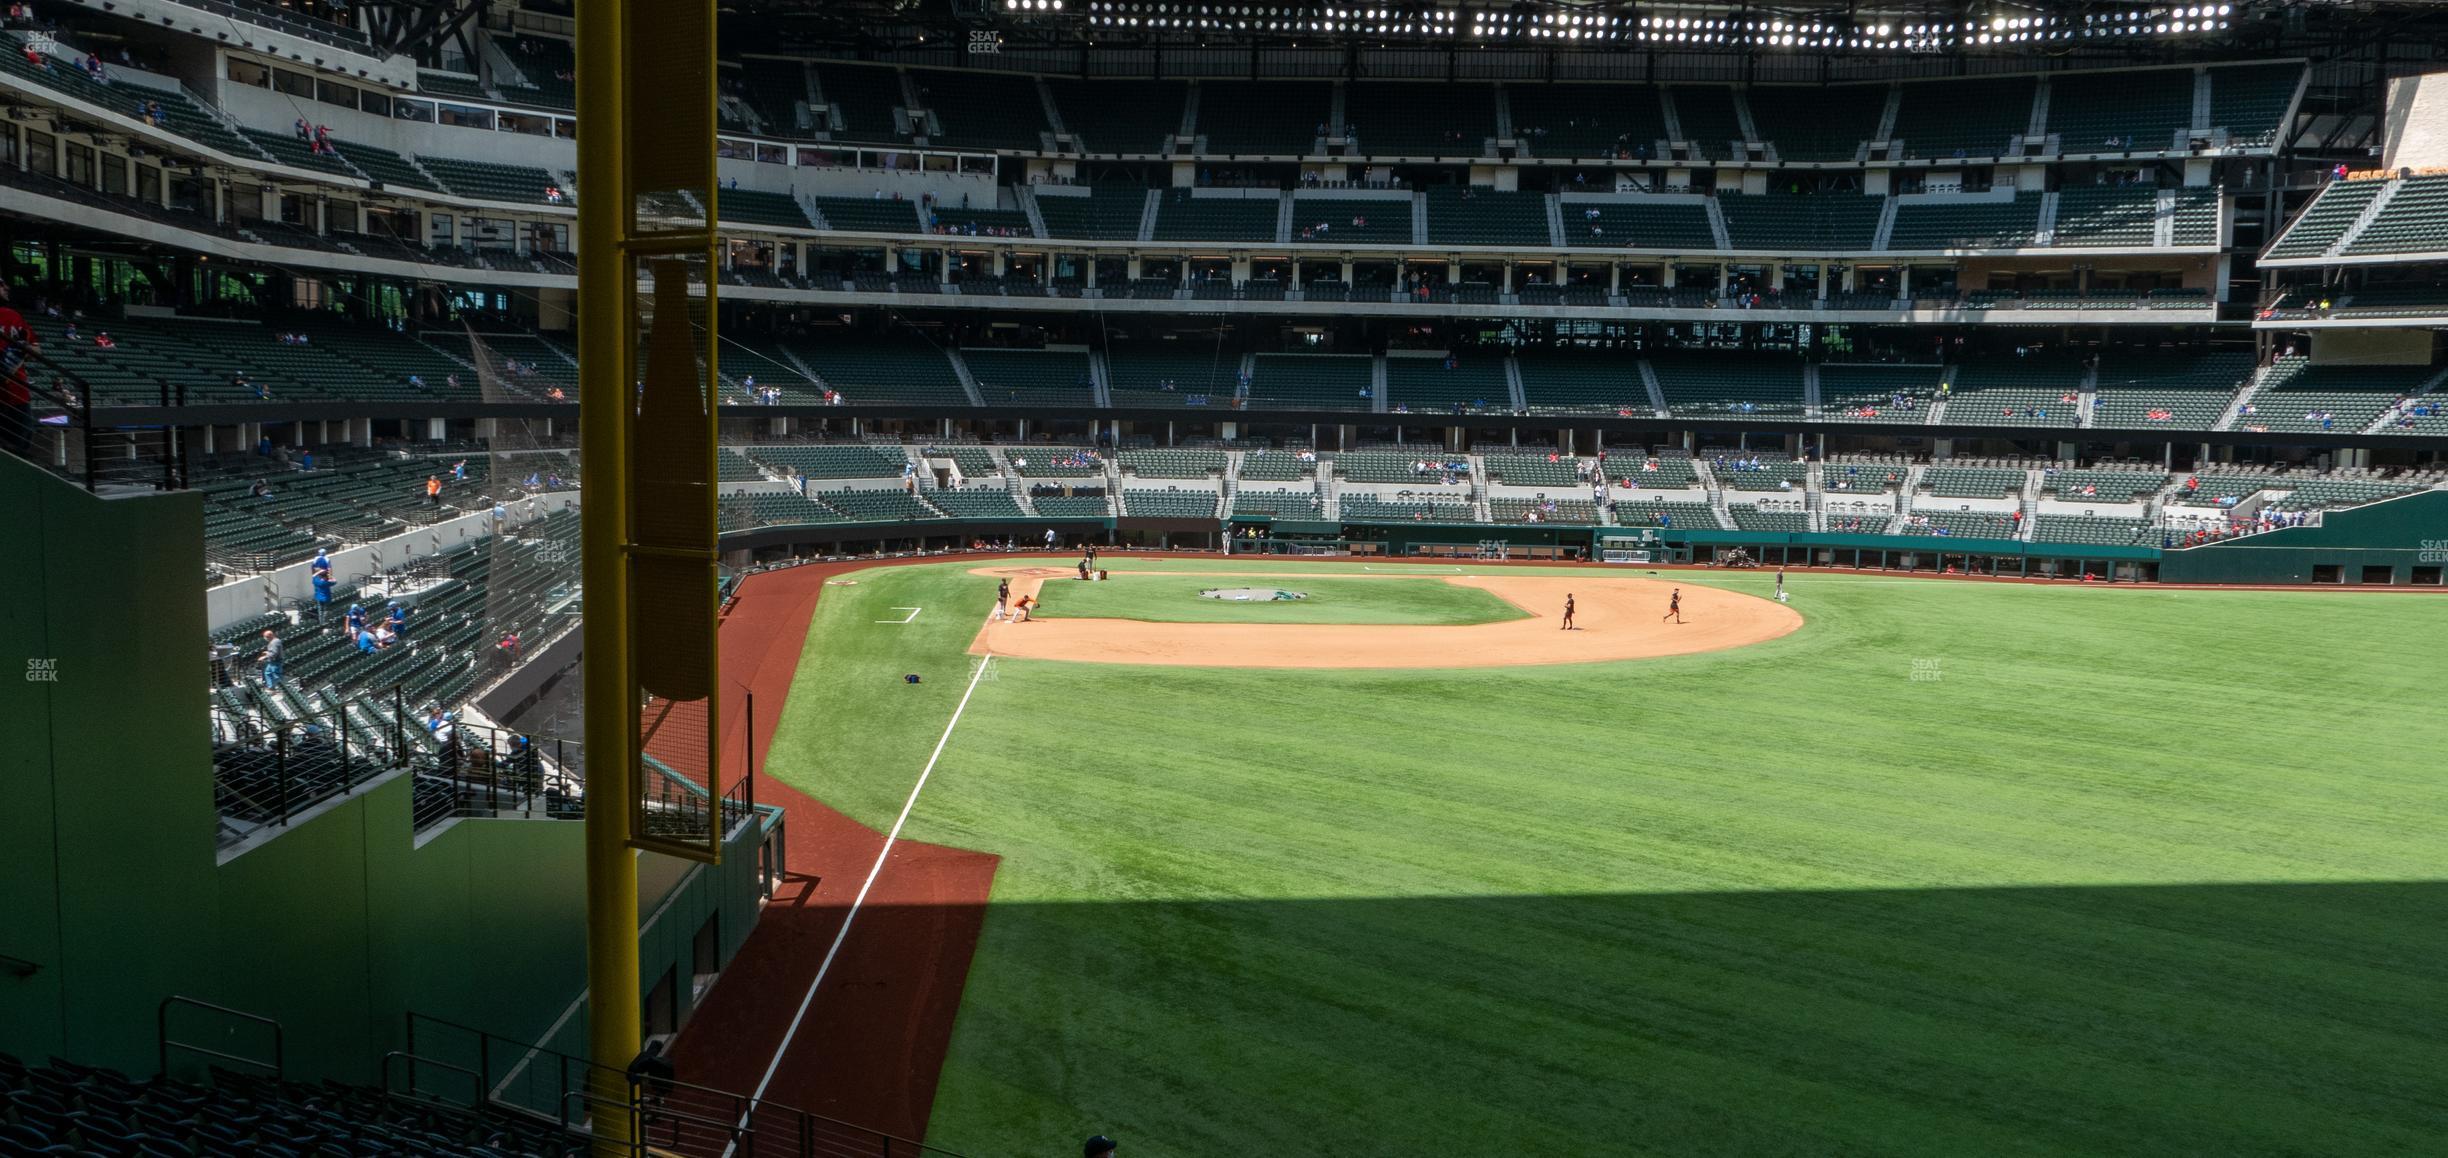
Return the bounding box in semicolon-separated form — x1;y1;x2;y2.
763;562;2448;1158
1026;573;1528;625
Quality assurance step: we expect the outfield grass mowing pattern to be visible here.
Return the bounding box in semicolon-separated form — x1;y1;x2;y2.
764;561;2448;1158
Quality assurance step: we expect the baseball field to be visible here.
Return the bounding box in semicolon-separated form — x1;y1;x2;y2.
748;557;2448;1157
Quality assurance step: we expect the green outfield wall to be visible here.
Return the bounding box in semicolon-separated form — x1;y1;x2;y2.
0;454;765;1084
2158;490;2448;585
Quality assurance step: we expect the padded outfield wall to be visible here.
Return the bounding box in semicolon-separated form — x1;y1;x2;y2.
2158;490;2448;585
0;453;764;1084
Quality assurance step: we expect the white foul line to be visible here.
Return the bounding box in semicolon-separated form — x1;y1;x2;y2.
724;648;992;1155
874;606;923;624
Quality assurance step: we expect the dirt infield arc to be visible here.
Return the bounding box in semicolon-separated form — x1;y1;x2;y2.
973;568;1805;668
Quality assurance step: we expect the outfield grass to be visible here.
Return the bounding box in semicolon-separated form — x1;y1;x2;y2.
1026;572;1527;625
764;561;2448;1157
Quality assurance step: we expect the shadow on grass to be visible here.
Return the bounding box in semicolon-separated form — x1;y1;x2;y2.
912;880;2446;1157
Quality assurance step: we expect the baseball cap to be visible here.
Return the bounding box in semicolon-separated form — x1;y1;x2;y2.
1083;1136;1116;1157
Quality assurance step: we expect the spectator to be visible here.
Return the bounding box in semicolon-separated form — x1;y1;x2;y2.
0;283;38;458
426;474;443;506
258;629;285;688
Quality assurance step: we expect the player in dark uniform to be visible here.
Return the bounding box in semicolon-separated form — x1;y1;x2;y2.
1561;593;1576;630
1663;587;1683;623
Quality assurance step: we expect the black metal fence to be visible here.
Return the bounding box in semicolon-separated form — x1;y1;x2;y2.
403;1014;965;1158
11;348;189;494
209;699;586;849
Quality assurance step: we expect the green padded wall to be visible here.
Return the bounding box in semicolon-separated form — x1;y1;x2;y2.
2;453;770;1086
2160;490;2448;584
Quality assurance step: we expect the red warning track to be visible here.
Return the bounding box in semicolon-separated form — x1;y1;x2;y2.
651;561;999;1144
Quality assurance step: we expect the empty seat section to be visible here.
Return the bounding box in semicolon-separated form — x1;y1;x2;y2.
1117;448;1226;479
333;138;441;192
1482;453;1578;488
1290;197;1410;244
810;195;923;232
243;128;355;178
2207;62;2304;148
929;488;1026;518
1667;86;1745;158
1425;187;1549;245
0;37;264;160
1571;200;1715;248
2090;350;2252;429
1197;80;1331;154
2043;470;2168;502
1124;488;1220;517
1233;489;1322;517
1820;364;1939;422
1888;193;2043;249
2249;356;2433;433
1153;192;1278;242
1509;84;1668;159
816;63;911;143
2048;68;2193;152
748;445;909;479
2053;186;2162;246
1106;347;1239;407
2268;179;2384;258
1035;186;1146;240
1610;499;1719;529
1893;76;2034;159
1921;466;2028;498
496;35;574;108
1248;353;1374;409
1489;497;1600;524
1051;78;1189;154
1337;451;1466;485
1745;83;1886;162
2344;175;2448;255
1235;454;1312;486
1729;505;1811;532
416;155;559;203
1034;494;1112;517
2170;187;2219;245
1517;350;1651;414
1647;352;1804;416
1900;510;2022;538
1948;358;2083;427
785;336;969;405
716;188;813;228
963;348;1095;406
1716;192;1884;250
928;205;1033;236
820;487;942;521
417;69;491;100
909;68;1049;150
1715;457;1808;492
1343;82;1495;155
738;57;812;134
1346;493;1475;521
2029;515;2156;545
1383;356;1507;411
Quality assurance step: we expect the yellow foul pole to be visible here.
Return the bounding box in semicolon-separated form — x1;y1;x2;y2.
575;0;637;1144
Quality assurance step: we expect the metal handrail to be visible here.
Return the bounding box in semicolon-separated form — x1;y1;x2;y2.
159;995;284;1079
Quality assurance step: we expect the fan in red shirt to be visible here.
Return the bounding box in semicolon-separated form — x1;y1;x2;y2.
0;283;39;457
